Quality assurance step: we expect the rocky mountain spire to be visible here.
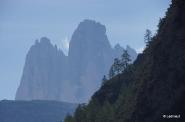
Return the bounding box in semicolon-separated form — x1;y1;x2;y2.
15;20;137;103
15;37;67;100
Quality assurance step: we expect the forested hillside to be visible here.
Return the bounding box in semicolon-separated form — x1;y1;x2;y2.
64;0;185;121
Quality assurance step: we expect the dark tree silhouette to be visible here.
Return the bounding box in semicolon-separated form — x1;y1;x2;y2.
109;65;115;79
120;49;131;72
109;51;131;79
102;75;108;86
144;29;152;47
113;58;121;74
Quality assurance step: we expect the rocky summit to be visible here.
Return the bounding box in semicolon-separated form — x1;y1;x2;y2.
15;20;137;103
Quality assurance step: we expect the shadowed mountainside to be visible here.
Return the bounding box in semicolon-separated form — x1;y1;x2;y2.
64;0;185;121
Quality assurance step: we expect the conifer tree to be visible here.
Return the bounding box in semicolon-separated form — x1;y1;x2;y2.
102;75;108;86
144;29;152;47
113;58;121;74
120;49;131;72
109;65;115;79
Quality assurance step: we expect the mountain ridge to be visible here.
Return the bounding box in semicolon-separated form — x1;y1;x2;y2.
64;0;185;121
15;19;138;103
0;100;77;122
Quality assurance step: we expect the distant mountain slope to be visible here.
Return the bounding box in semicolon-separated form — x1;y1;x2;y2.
16;37;67;101
65;0;185;121
16;20;137;103
0;100;77;122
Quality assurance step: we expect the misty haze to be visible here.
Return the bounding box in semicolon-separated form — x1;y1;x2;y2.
2;0;185;122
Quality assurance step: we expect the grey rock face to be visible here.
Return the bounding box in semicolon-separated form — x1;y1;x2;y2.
126;45;138;62
67;20;113;102
16;20;137;103
16;37;67;101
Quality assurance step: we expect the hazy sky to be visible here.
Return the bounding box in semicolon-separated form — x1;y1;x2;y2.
0;0;170;100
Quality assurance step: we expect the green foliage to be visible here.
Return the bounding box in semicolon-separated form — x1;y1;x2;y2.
96;101;115;122
108;65;115;79
113;58;121;74
108;50;131;79
120;49;131;72
74;104;88;122
64;114;75;122
64;1;185;122
108;58;120;79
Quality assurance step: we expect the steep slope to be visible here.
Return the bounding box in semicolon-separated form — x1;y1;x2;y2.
126;45;137;62
127;0;185;121
113;44;124;60
65;0;185;121
16;37;67;101
68;20;115;102
16;20;137;103
0;100;77;122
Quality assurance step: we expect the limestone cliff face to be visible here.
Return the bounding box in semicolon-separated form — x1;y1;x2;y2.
16;20;137;103
68;20;114;102
16;37;67;101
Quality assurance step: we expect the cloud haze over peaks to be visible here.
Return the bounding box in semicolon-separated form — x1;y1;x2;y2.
61;37;70;56
0;0;171;100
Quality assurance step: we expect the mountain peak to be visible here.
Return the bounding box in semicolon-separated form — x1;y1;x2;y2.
72;19;106;41
16;20;137;103
68;19;111;58
33;37;51;47
40;37;51;44
78;19;106;33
